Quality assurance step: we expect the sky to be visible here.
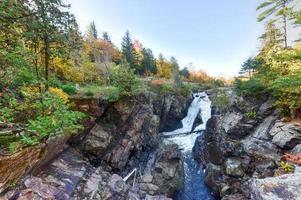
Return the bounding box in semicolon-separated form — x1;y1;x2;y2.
67;0;298;77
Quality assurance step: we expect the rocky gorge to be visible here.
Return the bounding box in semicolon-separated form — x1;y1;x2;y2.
1;92;191;200
193;88;301;200
1;87;301;200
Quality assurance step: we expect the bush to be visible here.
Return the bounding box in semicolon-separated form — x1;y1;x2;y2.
109;64;145;96
62;84;77;95
49;87;69;103
211;91;229;110
181;83;193;97
0;92;85;148
234;77;266;96
246;110;257;119
85;90;94;96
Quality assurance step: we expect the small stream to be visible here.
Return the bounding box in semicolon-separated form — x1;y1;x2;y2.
162;92;214;200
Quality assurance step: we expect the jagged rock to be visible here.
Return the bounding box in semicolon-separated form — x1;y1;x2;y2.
224;158;245;178
249;167;301;200
290;144;301;154
252;115;277;140
221;112;243;133
204;163;222;197
241;137;281;161
82;124;112;156
270;121;301;149
139;144;184;197
258;98;274;117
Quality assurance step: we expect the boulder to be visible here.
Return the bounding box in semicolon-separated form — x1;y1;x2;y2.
249;167;301;200
224;158;245;178
241;137;281;161
290;144;301;154
139;144;184;197
82;124;112;156
270;121;301;149
204;163;222;197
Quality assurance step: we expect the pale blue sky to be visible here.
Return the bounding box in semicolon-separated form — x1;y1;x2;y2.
67;0;296;77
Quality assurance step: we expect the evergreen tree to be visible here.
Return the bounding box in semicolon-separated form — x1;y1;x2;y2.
102;32;111;42
239;57;261;78
121;30;139;72
86;21;98;40
141;48;157;75
170;56;181;85
179;67;190;79
23;0;75;88
256;0;295;48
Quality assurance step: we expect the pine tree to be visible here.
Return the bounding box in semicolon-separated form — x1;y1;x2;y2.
141;48;157;75
121;30;139;72
257;0;295;48
86;21;98;40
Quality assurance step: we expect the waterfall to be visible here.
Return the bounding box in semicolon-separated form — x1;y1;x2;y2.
163;92;211;152
162;92;214;200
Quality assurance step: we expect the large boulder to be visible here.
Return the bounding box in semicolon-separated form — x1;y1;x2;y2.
204;163;223;197
224;158;245;178
82;124;112;156
249;167;301;200
139;144;184;197
270;121;301;149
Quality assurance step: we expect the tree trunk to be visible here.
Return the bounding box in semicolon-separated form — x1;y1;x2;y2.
283;14;288;48
44;34;49;89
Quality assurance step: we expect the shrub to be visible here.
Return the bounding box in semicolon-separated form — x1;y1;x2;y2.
62;84;77;95
181;83;193;97
246;110;257;119
109;64;145;96
102;86;120;102
279;161;294;173
212;91;229;110
49;87;69;103
85;90;94;96
234;77;266;96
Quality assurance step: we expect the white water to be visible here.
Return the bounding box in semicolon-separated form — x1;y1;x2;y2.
163;92;212;152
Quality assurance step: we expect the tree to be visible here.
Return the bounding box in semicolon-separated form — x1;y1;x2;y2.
170;56;181;86
179;67;190;79
256;0;295;48
102;32;110;42
23;0;75;89
239;57;261;78
86;21;98;40
141;48;157;75
121;31;139;72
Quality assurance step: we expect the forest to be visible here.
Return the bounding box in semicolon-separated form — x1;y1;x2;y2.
1;0;301;200
0;0;224;154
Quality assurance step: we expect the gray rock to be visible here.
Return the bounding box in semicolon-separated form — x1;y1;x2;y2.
252;115;277;140
204;163;222;197
224;158;245;178
221;112;243;133
249;167;301;200
83;124;112;155
258;98;274;117
270;121;301;149
290;144;301;154
141;175;153;183
241;137;281;161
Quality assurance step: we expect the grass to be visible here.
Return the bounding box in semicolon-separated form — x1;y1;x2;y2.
76;85;120;102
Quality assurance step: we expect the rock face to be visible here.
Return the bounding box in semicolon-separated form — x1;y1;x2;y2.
249;167;301;200
1;91;190;199
75;93;190;172
270;120;301;149
139;144;184;197
194;88;301;199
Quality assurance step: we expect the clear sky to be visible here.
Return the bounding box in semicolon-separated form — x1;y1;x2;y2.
67;0;294;77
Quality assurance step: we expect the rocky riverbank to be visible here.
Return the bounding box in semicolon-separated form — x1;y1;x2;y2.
193;88;301;200
1;92;191;200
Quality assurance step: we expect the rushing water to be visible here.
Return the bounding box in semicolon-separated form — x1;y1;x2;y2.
162;92;214;200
